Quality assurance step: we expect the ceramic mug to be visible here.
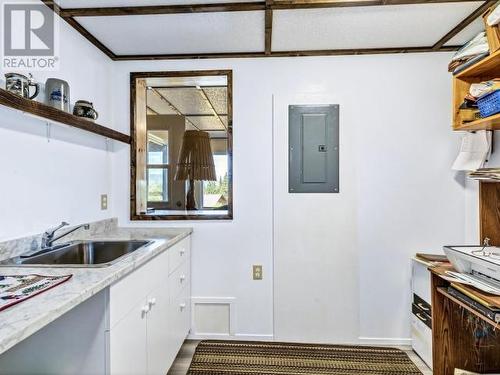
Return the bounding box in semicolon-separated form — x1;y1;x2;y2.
73;100;99;121
5;73;39;99
45;78;70;112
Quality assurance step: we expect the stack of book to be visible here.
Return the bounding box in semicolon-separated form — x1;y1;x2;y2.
468;168;500;181
447;283;500;323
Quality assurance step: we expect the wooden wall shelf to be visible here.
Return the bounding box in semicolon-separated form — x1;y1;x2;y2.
0;88;130;144
452;9;500;132
455;49;500;79
436;287;499;327
454;113;500;131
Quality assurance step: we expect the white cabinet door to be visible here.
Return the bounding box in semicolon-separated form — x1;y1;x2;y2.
109;301;148;375
146;284;172;375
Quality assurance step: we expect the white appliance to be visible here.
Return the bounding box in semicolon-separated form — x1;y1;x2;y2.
444;245;500;295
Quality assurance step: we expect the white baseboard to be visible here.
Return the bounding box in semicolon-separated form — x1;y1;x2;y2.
358;337;412;346
188;333;274;341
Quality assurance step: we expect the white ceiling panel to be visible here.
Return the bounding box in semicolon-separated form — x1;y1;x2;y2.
76;12;265;54
157;88;213;114
445;17;485;46
273;2;484;51
57;0;261;7
145;76;227;87
204;87;227;114
187;116;227;130
147;90;177;114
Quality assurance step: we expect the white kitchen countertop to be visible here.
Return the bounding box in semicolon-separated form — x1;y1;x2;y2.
0;223;192;355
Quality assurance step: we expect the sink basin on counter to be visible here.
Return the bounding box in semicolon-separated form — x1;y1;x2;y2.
0;240;153;267
0;223;192;375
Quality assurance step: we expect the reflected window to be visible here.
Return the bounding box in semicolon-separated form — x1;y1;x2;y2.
147;131;169;203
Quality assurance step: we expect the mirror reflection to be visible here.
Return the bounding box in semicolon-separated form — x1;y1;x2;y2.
131;71;232;220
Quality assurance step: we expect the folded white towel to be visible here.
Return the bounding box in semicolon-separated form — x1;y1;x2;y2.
452;32;489;61
487;4;500;26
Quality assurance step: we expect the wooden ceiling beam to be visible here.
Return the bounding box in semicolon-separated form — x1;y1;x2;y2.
114;45;461;61
265;0;273;55
40;1;116;59
432;0;497;50
270;0;481;10
60;3;266;17
58;0;481;16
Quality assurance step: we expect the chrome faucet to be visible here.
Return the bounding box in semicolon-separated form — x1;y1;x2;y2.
41;222;90;249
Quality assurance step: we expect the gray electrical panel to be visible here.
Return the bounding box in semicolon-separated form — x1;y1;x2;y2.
289;104;339;193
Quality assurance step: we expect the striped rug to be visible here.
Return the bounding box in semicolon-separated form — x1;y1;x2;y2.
187;340;423;375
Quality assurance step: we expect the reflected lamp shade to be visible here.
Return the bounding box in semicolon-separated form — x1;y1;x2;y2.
175;130;216;210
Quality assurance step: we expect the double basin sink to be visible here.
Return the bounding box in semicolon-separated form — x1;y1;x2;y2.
0;240;153;267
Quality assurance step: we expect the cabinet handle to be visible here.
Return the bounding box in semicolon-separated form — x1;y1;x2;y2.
180;274;186;283
416;313;427;322
417;303;430;312
180;248;185;256
148;298;157;307
179;302;186;310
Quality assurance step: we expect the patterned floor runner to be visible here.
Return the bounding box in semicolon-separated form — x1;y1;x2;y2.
187;340;423;375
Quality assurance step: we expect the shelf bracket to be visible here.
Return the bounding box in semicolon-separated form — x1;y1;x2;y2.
46;122;52;143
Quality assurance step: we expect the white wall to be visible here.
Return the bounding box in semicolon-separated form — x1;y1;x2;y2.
111;52;466;342
0;15;116;240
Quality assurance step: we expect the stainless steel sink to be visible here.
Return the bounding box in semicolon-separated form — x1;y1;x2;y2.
0;240;153;267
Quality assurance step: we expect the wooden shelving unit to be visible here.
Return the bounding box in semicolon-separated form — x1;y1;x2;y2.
0;88;130;144
452;19;500;131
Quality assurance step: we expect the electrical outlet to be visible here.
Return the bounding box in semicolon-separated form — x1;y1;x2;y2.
101;194;108;210
253;265;263;280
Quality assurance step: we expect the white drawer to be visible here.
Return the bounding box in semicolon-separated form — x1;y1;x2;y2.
412;259;432;305
411;314;432;368
169;238;190;275
171;285;191;345
110;250;169;328
168;259;190;303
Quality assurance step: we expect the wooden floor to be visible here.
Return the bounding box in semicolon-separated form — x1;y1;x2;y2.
167;340;432;375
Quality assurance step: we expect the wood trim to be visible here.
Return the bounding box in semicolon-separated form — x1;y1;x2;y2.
0;88;130;144
130;70;233;221
40;1;116;60
432;1;498;50
43;0;477;60
479;181;500;246
271;0;482;9
58;0;482;17
114;45;461;60
265;4;273;55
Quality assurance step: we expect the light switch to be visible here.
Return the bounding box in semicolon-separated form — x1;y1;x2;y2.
253;265;263;280
101;194;108;210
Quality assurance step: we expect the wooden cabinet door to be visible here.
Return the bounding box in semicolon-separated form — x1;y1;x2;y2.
109;300;148;375
147;284;172;375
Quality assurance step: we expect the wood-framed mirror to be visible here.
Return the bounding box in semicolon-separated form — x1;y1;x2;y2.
130;70;233;220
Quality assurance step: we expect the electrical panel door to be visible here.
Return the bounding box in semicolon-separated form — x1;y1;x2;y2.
289;104;339;193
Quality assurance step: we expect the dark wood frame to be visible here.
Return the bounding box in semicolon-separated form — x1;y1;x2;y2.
130;70;233;221
41;0;494;60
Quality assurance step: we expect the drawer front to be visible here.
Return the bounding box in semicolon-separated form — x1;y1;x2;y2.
413;293;432;316
412;303;432;330
168;257;190;304
169;237;190;275
171;285;191;347
411;313;432;368
411;259;432;305
110;250;169;328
